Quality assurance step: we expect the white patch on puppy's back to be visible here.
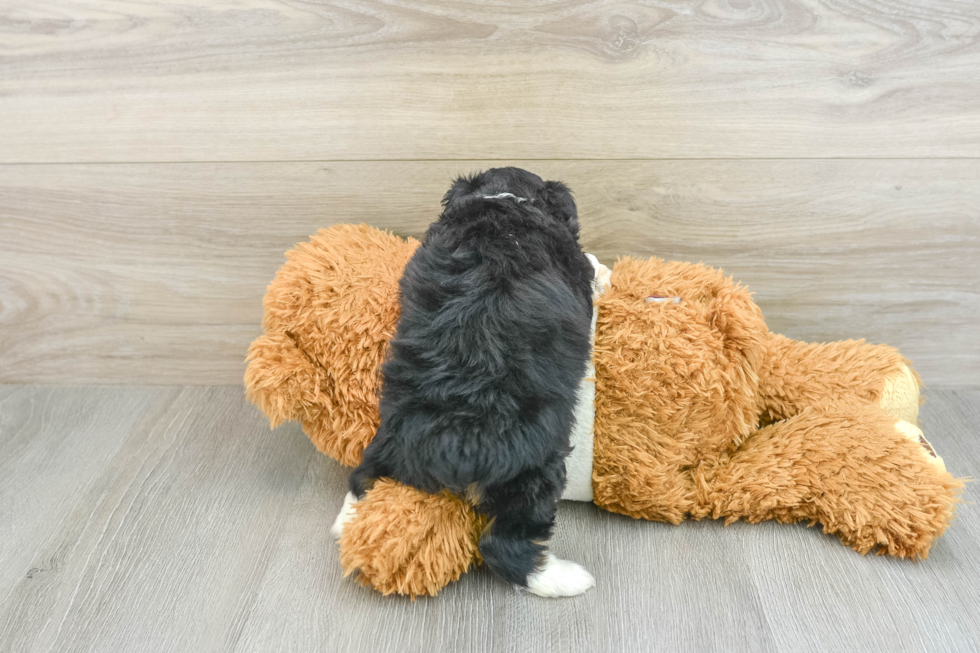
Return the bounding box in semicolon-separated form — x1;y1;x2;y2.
562;253;608;502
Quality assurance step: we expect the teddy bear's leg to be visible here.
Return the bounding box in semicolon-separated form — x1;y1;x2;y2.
337;479;486;597
695;403;962;559
759;334;920;424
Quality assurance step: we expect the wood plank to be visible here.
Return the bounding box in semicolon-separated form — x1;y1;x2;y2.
235;453;777;653
1;160;977;385
2;0;980;161
743;388;980;652
0;386;314;653
0;386;178;619
0;386;977;651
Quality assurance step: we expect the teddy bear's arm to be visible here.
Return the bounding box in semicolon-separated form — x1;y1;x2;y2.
757;333;919;424
337;479;486;597
695;402;962;559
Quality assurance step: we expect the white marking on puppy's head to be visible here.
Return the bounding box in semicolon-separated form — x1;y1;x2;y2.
481;192;528;203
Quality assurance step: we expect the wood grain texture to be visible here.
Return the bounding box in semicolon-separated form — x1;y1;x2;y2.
0;385;977;652
1;0;980;161
0;386;314;653
1;160;977;385
0;386;175;615
745;388;980;652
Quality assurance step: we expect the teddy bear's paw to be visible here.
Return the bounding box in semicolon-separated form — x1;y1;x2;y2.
894;420;947;473
586;253;611;300
525;553;595;598
330;492;358;539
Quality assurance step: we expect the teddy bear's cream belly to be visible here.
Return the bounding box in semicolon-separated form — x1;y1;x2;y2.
562;343;596;502
561;254;608;502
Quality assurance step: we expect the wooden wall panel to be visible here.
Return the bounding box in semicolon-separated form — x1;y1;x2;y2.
1;160;977;385
1;0;979;162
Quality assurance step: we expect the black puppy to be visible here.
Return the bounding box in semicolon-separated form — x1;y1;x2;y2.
333;167;597;597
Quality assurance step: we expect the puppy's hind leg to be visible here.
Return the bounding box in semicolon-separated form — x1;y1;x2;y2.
332;456;391;539
477;461;595;598
330;491;359;539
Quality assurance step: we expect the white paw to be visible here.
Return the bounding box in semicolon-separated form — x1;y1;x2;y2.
585;253;611;300
330;492;358;539
525;553;595;598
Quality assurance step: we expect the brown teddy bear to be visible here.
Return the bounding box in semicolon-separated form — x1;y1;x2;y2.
245;224;961;598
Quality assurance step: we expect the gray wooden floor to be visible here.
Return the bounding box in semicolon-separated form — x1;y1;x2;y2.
1;386;977;653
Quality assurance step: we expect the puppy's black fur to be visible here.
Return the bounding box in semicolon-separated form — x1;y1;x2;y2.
349;167;595;587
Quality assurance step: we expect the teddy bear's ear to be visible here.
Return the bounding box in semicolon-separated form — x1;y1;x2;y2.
245;330;325;429
245;224;420;466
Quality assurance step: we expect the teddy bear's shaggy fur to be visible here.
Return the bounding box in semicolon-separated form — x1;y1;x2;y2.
246;224;962;597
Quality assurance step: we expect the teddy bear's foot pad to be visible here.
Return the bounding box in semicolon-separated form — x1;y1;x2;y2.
524;553;595;598
894;420;947;472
